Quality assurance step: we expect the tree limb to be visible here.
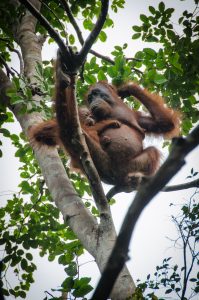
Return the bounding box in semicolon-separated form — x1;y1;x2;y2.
106;178;199;199
60;0;84;45
92;126;199;300
163;178;199;192
78;0;109;65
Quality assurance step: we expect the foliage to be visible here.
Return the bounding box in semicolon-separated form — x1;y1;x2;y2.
0;0;199;299
131;1;199;135
132;188;199;300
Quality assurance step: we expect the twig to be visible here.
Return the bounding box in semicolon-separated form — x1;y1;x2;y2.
7;46;24;74
92;124;199;300
0;38;24;74
0;55;15;77
126;57;143;62
131;67;143;75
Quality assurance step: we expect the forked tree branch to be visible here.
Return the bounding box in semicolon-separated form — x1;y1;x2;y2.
60;0;115;64
92;125;199;300
18;0;109;71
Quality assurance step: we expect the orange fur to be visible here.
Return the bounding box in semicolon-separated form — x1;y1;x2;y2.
30;56;181;190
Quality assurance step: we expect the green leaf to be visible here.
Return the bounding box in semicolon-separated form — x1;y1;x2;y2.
58;253;74;265
61;277;74;291
20;172;29;179
165;289;172;294
17;249;24;256
132;33;141;40
144;48;157;58
21;259;28;271
18;291;26;298
11;256;21;267
105;18;113;28
19;181;34;194
26;253;33;261
0;209;5;218
73;284;93;297
48;254;55;262
107;66;117;78
98;70;107;81
65;262;77;276
84;74;96;84
146;36;159;42
89;57;96;68
158;2;165;12
154;74;167;84
167;30;176;40
149;6;156;15
99;31;107;42
132;25;141;32
69;34;75;45
73;277;92;297
83;19;93;30
140;14;148;23
189;278;197;282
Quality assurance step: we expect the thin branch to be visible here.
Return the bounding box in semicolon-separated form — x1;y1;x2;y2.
0;55;15;77
106;178;199;199
17;0;73;68
90;49;114;64
126;57;143;62
0;38;23;73
92;125;199;300
5;45;24;74
60;0;84;45
131;67;144;75
78;0;109;64
163;178;199;192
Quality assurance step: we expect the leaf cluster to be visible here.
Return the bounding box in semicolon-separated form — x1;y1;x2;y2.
132;2;199;134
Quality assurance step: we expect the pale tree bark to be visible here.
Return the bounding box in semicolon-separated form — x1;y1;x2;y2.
0;0;136;298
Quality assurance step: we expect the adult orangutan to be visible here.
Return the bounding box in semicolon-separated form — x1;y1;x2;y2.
30;55;180;191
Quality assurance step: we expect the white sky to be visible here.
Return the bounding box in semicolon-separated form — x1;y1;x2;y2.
0;0;199;299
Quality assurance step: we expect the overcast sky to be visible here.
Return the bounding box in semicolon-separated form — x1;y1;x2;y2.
0;0;198;299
